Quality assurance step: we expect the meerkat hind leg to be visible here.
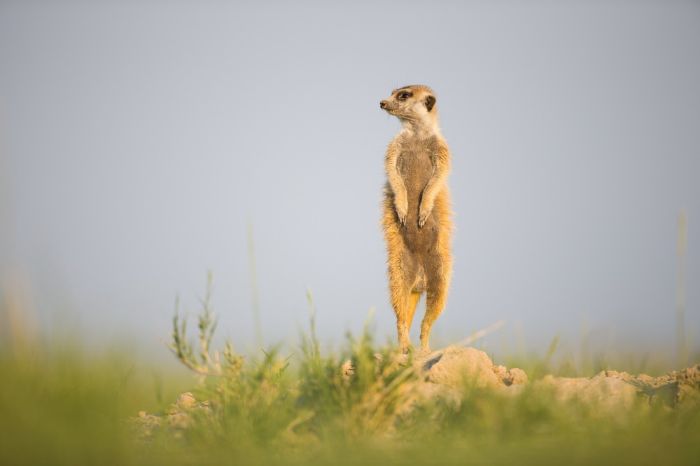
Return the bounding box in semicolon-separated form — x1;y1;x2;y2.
403;271;425;352
394;288;420;353
419;290;445;353
404;291;421;348
405;291;421;331
389;246;421;353
391;284;422;354
419;275;448;353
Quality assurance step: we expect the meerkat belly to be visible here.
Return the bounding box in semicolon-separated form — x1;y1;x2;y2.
397;149;439;252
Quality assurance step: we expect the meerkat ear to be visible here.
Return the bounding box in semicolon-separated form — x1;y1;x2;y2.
425;95;436;112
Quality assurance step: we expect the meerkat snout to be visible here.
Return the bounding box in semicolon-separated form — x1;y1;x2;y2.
380;100;388;109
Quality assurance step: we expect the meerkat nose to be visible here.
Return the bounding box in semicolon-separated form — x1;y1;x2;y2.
380;100;388;109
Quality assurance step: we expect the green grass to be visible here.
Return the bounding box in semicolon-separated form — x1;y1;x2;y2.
1;314;699;466
1;276;699;466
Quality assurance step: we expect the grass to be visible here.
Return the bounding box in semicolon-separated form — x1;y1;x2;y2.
1;290;699;466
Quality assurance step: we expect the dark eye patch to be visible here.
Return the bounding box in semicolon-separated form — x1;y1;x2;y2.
397;91;413;101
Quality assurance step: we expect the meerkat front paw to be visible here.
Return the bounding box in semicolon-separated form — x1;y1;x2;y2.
418;203;432;227
395;198;408;225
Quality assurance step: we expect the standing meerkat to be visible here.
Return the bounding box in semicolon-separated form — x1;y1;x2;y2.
380;84;453;354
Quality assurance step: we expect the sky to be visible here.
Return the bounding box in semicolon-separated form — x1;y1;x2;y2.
1;0;699;359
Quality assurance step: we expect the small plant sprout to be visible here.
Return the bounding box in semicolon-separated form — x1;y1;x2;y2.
169;272;242;376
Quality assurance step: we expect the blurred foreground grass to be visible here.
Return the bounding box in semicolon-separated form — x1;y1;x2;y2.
1;292;699;465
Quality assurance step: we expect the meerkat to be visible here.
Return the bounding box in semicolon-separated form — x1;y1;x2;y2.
379;84;453;354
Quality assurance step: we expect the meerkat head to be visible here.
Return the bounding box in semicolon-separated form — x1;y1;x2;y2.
379;84;438;131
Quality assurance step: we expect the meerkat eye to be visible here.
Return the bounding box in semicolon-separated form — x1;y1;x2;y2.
397;91;412;101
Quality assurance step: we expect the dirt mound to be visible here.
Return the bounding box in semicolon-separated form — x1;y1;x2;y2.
535;374;639;410
595;364;700;407
419;346;528;390
418;345;700;409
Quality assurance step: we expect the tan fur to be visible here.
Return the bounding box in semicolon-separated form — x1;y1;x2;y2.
380;85;453;353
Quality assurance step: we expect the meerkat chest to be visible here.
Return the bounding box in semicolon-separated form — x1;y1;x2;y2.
396;137;438;195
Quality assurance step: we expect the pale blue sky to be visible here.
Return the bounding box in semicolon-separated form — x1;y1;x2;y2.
1;1;698;358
